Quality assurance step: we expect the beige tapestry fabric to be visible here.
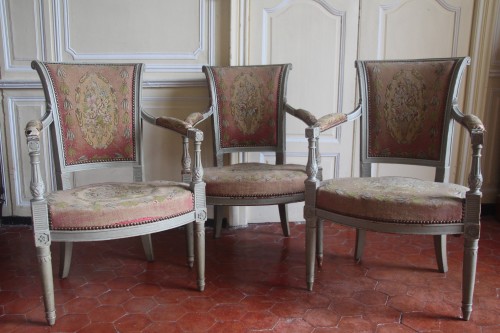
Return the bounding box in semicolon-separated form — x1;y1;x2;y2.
316;176;467;223
48;181;194;230
204;163;306;198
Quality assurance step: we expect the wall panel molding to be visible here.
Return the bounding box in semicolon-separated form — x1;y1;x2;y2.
377;0;461;58
482;86;500;201
493;0;500;68
261;0;347;118
4;95;51;215
0;0;45;74
54;0;215;73
1;0;220;84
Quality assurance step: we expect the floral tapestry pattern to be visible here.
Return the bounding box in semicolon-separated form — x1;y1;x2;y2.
210;66;284;148
365;60;456;160
317;176;466;223
44;64;137;166
204;163;306;197
76;72;118;149
48;181;194;230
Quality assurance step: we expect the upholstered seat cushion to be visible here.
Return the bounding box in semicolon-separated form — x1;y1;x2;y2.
204;163;306;198
48;181;194;230
316;177;467;223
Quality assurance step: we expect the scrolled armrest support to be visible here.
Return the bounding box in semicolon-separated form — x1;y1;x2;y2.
453;112;485;196
305;127;320;182
459;114;484;242
467;128;484;196
188;128;204;185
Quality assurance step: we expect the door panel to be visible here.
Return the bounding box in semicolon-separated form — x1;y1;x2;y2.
235;0;359;223
358;0;474;180
359;0;474;60
232;0;474;225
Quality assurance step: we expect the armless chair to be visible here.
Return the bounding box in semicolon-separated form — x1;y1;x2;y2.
304;57;484;320
27;61;207;325
184;64;319;238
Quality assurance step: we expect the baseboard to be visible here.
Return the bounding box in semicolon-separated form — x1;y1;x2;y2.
481;203;496;218
496;194;500;222
0;216;32;225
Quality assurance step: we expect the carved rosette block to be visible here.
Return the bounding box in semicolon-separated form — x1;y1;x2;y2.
464;224;480;239
196;208;207;223
36;233;51;248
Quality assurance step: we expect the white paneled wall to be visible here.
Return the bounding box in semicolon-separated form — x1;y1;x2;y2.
0;0;498;219
0;0;229;216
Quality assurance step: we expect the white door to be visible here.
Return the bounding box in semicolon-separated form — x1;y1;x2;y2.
230;0;475;225
231;0;360;223
358;0;474;181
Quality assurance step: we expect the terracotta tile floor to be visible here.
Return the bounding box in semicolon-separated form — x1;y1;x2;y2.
0;216;499;332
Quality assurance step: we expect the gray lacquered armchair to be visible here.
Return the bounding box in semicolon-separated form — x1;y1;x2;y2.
304;57;485;320
27;61;207;325
181;64;319;238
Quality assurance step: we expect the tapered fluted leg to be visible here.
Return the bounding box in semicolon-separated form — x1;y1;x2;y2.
305;216;317;291
141;234;154;262
59;242;73;278
278;204;291;237
355;229;366;263
195;220;206;291
316;218;323;267
37;246;56;325
214;206;223;239
433;234;448;273
462;238;478;320
185;222;194;268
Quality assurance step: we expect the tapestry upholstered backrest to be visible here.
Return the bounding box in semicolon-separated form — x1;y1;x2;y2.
34;62;143;172
356;58;468;169
203;64;291;165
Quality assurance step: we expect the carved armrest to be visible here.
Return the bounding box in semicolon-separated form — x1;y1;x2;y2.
184;112;203;125
285;104;318;126
459;114;485;134
142;105;212;134
314;113;348;132
285;103;349;131
155;116;194;136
